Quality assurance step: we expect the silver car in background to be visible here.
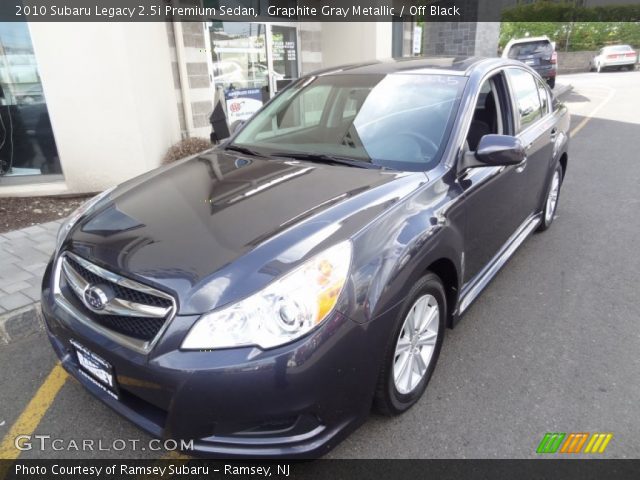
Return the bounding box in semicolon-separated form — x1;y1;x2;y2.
591;45;638;72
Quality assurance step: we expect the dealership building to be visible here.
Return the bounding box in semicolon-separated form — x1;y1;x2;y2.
0;7;500;196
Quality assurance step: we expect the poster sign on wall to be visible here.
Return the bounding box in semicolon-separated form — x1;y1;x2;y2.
225;87;263;124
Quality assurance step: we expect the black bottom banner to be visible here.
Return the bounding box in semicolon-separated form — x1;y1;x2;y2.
1;459;639;480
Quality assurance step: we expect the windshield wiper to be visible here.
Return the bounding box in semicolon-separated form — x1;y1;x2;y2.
225;144;264;157
271;152;383;170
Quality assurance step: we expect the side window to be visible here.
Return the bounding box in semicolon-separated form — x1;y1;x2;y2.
466;76;502;151
506;68;543;132
536;79;550;115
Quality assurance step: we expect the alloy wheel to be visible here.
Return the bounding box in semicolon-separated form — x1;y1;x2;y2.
393;294;440;395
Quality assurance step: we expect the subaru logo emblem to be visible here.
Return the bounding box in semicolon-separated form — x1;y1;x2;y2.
84;285;109;311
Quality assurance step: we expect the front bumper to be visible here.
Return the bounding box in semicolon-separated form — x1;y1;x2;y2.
41;260;379;458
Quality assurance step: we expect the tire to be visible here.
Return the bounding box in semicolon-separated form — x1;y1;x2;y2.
547;77;556;89
374;273;446;416
537;164;563;232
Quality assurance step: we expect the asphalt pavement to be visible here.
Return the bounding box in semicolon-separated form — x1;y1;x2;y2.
1;71;639;460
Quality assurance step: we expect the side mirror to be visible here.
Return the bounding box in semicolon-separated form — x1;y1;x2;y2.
459;134;526;171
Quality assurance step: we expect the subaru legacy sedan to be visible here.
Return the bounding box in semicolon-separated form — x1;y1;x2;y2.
42;57;569;458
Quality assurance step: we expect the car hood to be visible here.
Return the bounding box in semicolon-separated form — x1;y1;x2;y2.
67;150;427;314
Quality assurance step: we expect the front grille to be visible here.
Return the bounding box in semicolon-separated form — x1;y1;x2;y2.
65;257;172;310
60;254;174;343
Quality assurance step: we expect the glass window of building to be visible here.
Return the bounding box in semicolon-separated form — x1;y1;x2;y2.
0;22;61;182
208;21;299;129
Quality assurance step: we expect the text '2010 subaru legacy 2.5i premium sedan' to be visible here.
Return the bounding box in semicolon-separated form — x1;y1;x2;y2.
42;57;569;458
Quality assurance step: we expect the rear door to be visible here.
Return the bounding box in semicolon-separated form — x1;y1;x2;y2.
505;67;555;217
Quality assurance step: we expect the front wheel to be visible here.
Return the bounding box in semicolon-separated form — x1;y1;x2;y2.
538;165;563;232
374;273;446;416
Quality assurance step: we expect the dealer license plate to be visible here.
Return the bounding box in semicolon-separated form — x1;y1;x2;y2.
71;339;118;399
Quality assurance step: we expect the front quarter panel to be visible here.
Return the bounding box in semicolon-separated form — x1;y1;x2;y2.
343;167;464;325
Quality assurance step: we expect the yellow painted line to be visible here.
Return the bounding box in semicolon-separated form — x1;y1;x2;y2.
0;364;68;460
570;86;616;138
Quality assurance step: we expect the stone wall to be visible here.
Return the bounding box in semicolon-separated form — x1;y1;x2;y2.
557;51;597;73
166;22;213;138
474;22;500;57
422;22;500;57
423;23;478;56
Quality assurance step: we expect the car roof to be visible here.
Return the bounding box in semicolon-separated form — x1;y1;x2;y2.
308;56;509;77
506;36;551;46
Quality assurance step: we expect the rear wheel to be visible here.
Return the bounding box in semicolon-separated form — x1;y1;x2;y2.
547;77;556;89
374;273;446;416
538;165;563;232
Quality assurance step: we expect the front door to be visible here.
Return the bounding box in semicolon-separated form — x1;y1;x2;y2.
458;72;530;284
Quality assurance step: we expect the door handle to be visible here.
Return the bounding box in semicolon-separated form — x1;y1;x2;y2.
550;128;558;142
516;142;532;173
516;157;527;173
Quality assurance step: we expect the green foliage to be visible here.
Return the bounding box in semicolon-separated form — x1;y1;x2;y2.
502;2;640;22
500;22;640;51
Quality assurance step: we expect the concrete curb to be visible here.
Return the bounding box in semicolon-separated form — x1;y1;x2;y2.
0;302;44;345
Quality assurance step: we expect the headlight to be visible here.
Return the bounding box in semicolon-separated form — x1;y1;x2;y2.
182;240;352;350
55;187;116;253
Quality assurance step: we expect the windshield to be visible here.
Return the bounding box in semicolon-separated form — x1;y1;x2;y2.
231;73;466;171
606;45;632;53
